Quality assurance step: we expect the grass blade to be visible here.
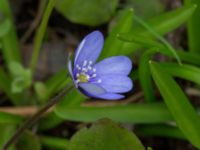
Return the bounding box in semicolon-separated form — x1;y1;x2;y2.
160;62;200;85
55;102;172;124
100;8;134;58
139;49;157;102
185;1;200;53
0;0;21;65
150;61;200;149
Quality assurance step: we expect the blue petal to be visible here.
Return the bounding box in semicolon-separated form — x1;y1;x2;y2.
68;60;77;87
79;83;106;96
98;74;133;93
74;31;104;66
94;56;132;75
93;93;124;100
68;59;73;77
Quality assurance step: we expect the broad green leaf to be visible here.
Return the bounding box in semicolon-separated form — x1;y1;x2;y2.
55;0;118;26
125;0;164;19
0;0;21;65
17;131;41;150
150;61;200;149
55;102;172;123
139;48;157;102
185;1;200;54
160;62;200;85
39;135;68;149
68;119;145;150
0;112;23;124
100;8;134;59
0;124;16;150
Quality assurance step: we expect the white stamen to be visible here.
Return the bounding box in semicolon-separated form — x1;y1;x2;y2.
88;66;92;70
98;79;102;83
83;60;87;67
76;64;81;70
92;74;97;78
89;61;92;64
93;68;96;72
76;73;80;77
76;79;80;83
82;68;87;72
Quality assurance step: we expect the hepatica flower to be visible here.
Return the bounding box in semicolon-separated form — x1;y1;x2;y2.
68;31;133;100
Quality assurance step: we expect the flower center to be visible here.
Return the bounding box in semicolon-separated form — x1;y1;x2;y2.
77;73;88;83
75;60;102;84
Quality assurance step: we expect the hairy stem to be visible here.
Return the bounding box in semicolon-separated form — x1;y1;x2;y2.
2;85;73;150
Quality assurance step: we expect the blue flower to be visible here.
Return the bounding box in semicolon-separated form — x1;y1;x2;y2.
68;31;133;100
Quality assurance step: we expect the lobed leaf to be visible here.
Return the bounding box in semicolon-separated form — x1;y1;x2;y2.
68;119;144;150
55;0;118;26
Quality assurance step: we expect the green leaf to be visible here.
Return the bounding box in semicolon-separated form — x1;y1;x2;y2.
29;0;56;73
160;62;200;85
0;67;23;103
100;8;134;58
0;0;21;65
39;88;85;130
0;112;23;124
9;62;32;93
39;135;68;150
150;61;200;149
0;124;16;150
125;0;164;19
139;48;157;102
68;119;145;150
118;33;200;66
132;5;196;37
185;1;200;53
17;131;41;150
55;0;118;26
34;82;48;103
44;69;70;101
38;112;63;130
0;15;11;37
55;102;172;123
119;5;196;56
137;124;185;140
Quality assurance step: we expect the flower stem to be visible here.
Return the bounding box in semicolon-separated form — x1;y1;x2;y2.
29;0;56;73
2;85;73;150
